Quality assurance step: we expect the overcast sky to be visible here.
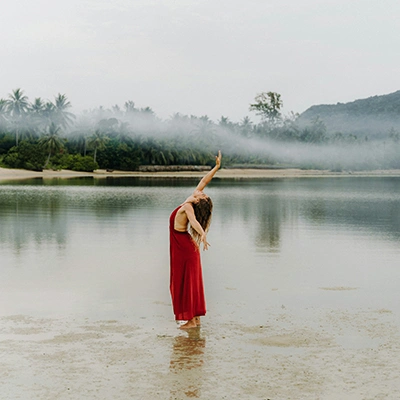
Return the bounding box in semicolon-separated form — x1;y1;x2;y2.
1;0;399;122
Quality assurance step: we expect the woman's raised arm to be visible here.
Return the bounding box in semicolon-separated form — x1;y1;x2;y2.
195;151;222;192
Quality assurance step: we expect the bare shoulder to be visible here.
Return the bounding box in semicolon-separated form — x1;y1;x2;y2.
176;203;195;221
176;203;192;217
181;202;194;213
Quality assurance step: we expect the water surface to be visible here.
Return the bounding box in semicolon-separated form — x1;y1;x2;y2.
1;177;400;325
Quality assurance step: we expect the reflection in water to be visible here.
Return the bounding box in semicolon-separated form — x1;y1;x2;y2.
1;178;400;256
254;195;281;253
0;188;69;252
214;177;400;254
0;185;164;252
169;329;205;399
1;177;400;320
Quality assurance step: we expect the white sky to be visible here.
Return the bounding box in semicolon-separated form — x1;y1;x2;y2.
1;0;400;122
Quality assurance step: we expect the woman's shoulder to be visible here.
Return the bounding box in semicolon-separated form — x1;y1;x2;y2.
179;202;194;212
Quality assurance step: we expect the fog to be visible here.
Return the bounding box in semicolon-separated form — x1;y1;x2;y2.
1;98;399;171
68;106;399;170
298;113;400;140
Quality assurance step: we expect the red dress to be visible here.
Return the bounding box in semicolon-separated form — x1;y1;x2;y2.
169;206;206;321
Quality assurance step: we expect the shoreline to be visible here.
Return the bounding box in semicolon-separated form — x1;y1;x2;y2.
2;166;400;181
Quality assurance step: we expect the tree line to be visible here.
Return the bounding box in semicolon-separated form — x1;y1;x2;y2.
0;89;399;172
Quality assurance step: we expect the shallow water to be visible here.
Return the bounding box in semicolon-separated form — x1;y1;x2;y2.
1;176;399;324
1;177;400;399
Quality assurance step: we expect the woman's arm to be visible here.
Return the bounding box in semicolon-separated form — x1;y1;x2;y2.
195;150;222;192
183;203;210;250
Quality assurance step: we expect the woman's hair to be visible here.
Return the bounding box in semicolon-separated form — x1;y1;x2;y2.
190;196;213;245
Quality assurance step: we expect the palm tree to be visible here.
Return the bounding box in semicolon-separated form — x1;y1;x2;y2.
115;121;133;144
190;116;216;155
39;123;64;168
169;112;188;123
30;97;45;114
53;94;75;128
42;101;55;125
239;116;253;137
88;129;109;163
96;118;119;134
0;99;9;131
167;113;190;136
28;97;47;135
140;107;155;118
111;104;123;117
124;101;137;115
191;115;215;136
69;129;89;156
218;116;232;129
6;88;29;146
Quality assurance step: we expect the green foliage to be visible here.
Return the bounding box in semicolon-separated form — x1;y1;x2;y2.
87;129;109;162
70;155;99;172
39;122;65;167
96;139;141;170
50;153;98;172
0;133;15;154
3;141;46;171
249;92;283;124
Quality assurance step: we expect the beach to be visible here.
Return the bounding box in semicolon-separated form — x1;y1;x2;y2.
1;167;400;399
2;166;400;181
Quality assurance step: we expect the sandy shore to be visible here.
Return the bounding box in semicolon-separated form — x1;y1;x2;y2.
1;305;399;399
2;166;400;181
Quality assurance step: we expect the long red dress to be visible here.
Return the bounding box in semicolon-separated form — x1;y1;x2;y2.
169;206;206;321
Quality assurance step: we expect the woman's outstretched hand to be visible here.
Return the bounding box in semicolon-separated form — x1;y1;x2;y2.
195;150;222;192
201;234;210;251
215;150;222;169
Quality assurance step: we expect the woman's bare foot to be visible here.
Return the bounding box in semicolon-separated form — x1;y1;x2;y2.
179;318;197;329
195;316;201;326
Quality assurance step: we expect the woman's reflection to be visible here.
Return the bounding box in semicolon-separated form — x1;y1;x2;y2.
169;328;205;399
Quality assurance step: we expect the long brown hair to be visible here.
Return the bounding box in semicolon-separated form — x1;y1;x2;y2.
190;196;213;245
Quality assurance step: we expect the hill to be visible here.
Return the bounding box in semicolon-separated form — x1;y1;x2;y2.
297;90;400;137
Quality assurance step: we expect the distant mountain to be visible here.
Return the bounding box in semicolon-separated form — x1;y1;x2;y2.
297;90;400;137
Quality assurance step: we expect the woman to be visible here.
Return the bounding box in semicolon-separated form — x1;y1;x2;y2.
169;151;222;329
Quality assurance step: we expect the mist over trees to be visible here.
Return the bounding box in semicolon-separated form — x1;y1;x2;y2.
0;88;399;172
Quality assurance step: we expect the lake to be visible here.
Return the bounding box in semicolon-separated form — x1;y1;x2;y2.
1;176;399;323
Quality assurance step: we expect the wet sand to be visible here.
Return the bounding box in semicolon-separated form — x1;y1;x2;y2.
1;305;399;399
1;166;400;181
